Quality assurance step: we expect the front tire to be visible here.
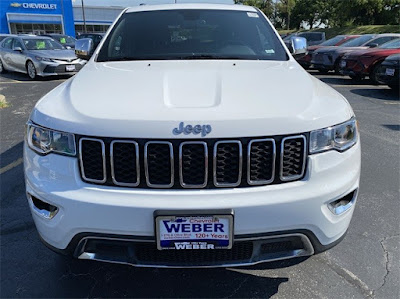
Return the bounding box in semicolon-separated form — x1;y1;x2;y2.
370;62;383;85
0;59;6;74
26;60;37;80
334;62;341;74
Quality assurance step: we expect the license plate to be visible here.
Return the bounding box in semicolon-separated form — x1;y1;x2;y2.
385;68;395;76
155;213;233;250
340;60;346;68
65;65;75;72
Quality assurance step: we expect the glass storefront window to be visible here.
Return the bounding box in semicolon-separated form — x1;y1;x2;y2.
75;24;110;35
10;23;62;34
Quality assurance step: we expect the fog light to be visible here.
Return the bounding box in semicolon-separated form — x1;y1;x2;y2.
328;189;358;215
28;194;58;219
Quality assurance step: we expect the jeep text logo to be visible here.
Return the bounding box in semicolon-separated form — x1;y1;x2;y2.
173;122;212;137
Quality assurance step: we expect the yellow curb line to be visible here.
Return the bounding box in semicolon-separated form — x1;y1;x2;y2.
0;157;23;175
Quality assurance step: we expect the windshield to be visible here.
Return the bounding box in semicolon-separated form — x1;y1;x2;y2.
97;9;288;62
319;35;345;46
23;38;64;50
341;35;374;47
55;35;75;44
379;38;400;49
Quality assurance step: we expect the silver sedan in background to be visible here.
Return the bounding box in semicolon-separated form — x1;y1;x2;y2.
0;35;85;79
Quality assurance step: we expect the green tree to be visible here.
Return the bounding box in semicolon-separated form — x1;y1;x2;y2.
275;0;297;29
290;0;332;29
331;0;400;26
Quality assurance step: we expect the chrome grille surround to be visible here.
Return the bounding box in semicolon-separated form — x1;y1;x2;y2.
144;141;174;188
280;135;307;182
110;140;140;187
78;134;308;189
79;137;106;184
179;141;208;189
213;140;243;188
247;138;276;185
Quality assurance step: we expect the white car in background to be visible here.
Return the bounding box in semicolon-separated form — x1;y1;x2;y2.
0;35;84;79
24;3;360;268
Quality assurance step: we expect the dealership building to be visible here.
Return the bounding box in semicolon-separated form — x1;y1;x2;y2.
0;0;124;36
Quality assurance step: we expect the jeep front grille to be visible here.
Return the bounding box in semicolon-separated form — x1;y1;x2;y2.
78;135;307;189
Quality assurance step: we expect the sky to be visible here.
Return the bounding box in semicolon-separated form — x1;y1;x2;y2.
72;0;235;7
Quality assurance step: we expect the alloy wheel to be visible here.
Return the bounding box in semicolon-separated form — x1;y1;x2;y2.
27;61;36;79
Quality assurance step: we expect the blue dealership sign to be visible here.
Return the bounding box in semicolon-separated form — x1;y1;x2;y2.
0;0;75;36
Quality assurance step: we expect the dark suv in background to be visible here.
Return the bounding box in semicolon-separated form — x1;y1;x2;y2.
284;32;326;46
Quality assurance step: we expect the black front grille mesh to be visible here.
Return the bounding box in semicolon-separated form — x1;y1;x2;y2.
79;135;307;189
135;241;253;265
111;141;138;186
181;143;207;187
249;140;275;184
281;137;306;180
146;143;173;186
80;139;104;182
215;142;241;186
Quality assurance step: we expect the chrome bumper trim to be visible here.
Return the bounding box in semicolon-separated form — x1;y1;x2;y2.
76;233;314;268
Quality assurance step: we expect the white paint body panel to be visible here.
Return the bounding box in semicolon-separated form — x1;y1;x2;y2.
25;142;360;250
24;4;361;260
31;60;353;138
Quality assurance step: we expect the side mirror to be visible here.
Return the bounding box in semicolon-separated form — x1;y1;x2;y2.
75;38;94;60
13;47;23;52
290;36;307;56
369;43;378;48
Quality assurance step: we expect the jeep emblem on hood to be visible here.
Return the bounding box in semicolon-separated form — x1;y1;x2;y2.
173;122;212;137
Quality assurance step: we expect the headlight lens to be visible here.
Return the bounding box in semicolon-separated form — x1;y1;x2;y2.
35;56;53;62
310;118;357;154
27;122;76;156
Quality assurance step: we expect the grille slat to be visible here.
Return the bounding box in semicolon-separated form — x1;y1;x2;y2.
214;141;242;187
79;138;106;183
145;142;174;188
111;141;140;187
247;139;275;185
280;136;306;181
79;135;307;189
179;142;208;188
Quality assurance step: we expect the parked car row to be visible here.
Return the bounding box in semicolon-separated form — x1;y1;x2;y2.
0;33;105;79
294;33;400;89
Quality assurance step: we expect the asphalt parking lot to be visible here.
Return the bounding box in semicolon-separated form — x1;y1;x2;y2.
0;71;399;298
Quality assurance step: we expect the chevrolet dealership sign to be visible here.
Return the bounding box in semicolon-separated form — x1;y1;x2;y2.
10;2;57;9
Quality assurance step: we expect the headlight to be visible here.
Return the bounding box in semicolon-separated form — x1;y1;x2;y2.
26;122;76;156
310;118;358;154
35;56;53;62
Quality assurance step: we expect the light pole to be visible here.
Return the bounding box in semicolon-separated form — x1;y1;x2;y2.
81;0;87;33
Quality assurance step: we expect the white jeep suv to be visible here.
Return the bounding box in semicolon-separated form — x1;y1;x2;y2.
24;4;360;268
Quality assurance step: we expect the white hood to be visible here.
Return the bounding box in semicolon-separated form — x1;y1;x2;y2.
31;60;354;138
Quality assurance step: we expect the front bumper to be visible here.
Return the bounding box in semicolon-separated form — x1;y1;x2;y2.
376;64;400;86
311;54;335;70
24;140;361;266
339;59;368;77
34;59;85;77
